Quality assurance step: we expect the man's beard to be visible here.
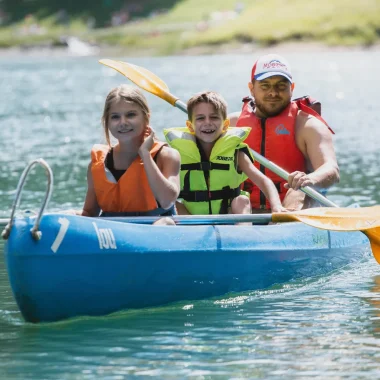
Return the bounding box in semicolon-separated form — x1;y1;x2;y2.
255;98;289;118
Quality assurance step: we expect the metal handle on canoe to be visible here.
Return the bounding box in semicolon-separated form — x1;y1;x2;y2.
2;158;54;240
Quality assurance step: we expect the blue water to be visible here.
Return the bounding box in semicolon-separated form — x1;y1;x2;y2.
1;50;380;378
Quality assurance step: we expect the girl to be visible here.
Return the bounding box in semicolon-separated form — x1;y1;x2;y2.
81;85;180;224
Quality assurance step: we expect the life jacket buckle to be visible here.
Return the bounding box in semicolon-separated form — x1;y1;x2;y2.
200;162;211;171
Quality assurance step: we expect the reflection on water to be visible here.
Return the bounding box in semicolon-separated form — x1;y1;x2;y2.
365;275;380;333
1;259;380;378
1;50;380;378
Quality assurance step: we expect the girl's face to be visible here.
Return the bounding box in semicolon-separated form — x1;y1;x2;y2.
107;99;148;142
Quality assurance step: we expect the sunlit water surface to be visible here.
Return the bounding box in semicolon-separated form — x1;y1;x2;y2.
0;50;380;378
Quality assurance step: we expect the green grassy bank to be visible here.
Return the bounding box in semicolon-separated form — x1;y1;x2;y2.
1;0;380;55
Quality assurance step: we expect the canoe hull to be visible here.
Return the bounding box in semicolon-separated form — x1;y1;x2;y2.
4;214;370;323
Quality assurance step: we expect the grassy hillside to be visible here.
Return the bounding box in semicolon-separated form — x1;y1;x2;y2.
187;0;380;47
1;0;380;54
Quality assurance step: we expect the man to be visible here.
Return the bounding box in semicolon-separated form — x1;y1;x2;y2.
229;53;339;211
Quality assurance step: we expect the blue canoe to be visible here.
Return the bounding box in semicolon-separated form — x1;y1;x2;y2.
3;213;369;323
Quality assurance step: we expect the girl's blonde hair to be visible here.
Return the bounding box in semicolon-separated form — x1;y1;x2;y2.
101;84;151;146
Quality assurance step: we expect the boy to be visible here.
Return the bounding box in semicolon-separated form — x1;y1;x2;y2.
164;91;285;215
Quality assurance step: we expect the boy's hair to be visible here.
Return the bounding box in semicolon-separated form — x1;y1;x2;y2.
187;91;228;121
101;84;150;146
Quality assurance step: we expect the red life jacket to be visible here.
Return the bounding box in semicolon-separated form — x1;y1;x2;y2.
91;142;171;215
236;95;333;209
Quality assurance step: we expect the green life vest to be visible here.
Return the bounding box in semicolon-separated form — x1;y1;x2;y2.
164;127;253;215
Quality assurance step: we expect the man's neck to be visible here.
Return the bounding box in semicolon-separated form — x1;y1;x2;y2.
253;106;266;119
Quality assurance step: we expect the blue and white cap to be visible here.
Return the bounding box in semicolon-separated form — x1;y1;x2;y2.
251;54;293;83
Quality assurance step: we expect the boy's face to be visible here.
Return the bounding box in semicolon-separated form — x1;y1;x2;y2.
187;103;228;143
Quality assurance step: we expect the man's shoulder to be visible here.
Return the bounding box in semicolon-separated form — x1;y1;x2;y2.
228;112;241;127
296;110;326;130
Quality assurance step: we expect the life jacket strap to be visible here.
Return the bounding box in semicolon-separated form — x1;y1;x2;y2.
181;162;229;171
180;186;241;202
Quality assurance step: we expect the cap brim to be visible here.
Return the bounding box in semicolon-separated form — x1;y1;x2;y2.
254;71;292;83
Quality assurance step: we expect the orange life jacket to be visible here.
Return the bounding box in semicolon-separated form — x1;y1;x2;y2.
91;142;173;216
236;95;333;209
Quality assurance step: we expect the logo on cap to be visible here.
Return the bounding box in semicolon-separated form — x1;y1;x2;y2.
263;59;288;70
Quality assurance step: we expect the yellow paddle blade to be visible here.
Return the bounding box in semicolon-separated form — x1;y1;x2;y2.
118;61;170;92
273;206;380;231
99;59;178;106
272;206;380;264
364;229;380;264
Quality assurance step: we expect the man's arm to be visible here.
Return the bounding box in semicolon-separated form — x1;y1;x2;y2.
289;113;339;190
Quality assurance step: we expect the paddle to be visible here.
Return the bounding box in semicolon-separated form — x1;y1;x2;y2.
1;207;380;227
98;59;380;263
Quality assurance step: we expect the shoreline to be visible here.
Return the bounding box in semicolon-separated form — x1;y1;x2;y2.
1;41;380;58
